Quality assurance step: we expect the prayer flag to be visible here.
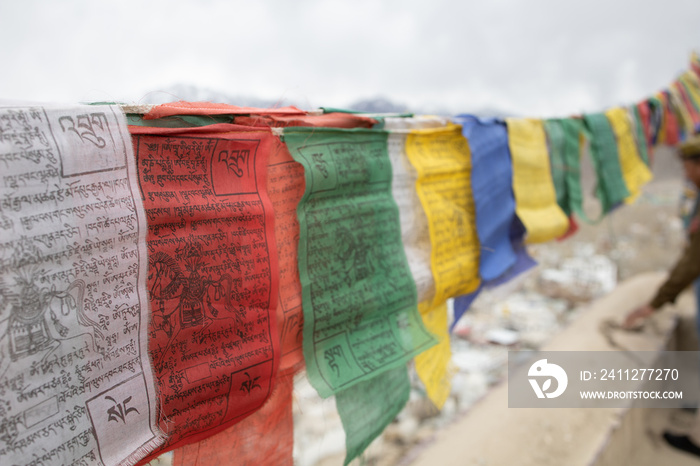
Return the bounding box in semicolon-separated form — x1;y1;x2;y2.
167;111;379;465
129;123;280;458
384;117;440;304
647;96;664;146
414;301;453;409
658;91;681;145
0;104;164;465
605;107;653;204
453;115;517;281
385;116;455;409
630;106;652;166
172;368;295;466
582;113;630;213
284;127;436;463
405;123;481;304
282;127;436;397
674;80;700;133
451;116;536;324
143;101;304;120
680;71;700;115
506;118;569;243
336;366;410;465
543;118;590;220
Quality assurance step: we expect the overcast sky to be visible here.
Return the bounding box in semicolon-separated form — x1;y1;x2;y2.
2;0;699;117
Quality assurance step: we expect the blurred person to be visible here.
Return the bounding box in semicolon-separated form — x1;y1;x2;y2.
623;134;700;457
680;177;700;339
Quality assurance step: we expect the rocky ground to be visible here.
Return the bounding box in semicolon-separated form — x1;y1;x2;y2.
294;147;692;466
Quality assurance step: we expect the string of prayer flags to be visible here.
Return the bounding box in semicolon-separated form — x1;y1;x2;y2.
3;52;700;466
506;118;570;243
605;107;653;204
0;104;165;465
582;113;630;214
128;123;280;459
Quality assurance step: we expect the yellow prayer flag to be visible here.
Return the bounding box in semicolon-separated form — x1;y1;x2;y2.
405;124;480;306
692;51;700;71
680;71;700;108
605;107;653;204
506;118;569;243
654;91;668;145
668;83;695;136
414;301;453;410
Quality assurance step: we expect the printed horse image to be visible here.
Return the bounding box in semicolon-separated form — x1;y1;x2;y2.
148;246;243;367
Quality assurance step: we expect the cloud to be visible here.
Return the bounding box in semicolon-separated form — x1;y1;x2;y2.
1;0;699;117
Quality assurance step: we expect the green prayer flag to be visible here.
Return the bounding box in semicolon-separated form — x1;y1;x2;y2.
336;366;410;465
126;113;233;128
543;118;598;223
582;113;630;213
283;127;436;398
631;107;650;166
543;119;571;215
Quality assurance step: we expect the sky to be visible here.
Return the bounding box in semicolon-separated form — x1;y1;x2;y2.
2;0;700;117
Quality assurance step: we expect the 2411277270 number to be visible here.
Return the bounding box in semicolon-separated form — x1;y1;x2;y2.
592;368;680;381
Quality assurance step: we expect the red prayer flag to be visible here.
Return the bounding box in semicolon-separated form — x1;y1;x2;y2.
557;215;579;241
659;92;681;146
172;368;295;466
131;123;281;461
144;101;305;120
166;111;378;464
675;80;700;131
267;137;306;371
234;112;377;128
636;102;653;146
